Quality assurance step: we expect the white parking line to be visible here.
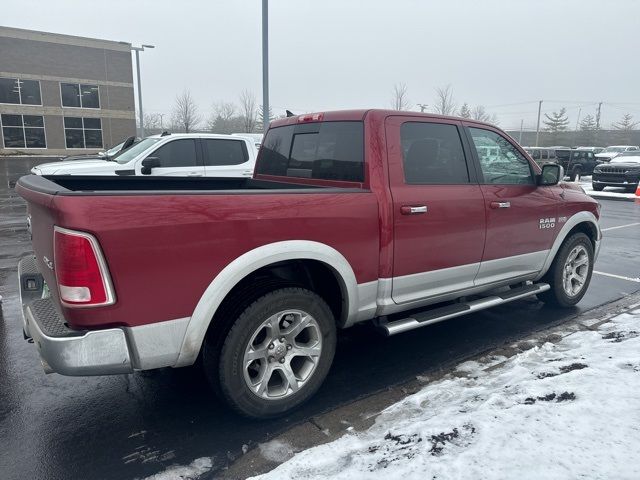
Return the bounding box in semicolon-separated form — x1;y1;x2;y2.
593;271;640;283
601;222;640;232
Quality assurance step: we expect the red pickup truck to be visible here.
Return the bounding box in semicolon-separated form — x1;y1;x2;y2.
17;110;601;418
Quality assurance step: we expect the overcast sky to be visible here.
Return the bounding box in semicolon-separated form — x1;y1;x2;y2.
3;0;640;130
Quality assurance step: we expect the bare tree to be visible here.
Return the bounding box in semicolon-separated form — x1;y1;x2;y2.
458;102;471;118
171;90;201;133
143;113;163;134
207;101;237;132
239;90;257;133
391;83;410;111
433;85;457;116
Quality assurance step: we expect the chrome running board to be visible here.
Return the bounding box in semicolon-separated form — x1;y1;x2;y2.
381;283;550;336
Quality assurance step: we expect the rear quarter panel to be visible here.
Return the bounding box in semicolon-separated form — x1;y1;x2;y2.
52;192;380;329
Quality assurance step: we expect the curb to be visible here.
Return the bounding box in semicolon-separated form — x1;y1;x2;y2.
586;192;638;203
219;292;640;479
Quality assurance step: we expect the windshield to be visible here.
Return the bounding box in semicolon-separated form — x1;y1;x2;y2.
611;154;640;163
601;147;626;153
105;141;124;157
113;138;162;164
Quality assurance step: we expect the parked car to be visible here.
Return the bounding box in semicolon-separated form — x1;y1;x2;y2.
576;146;604;154
555;148;600;180
232;133;263;149
31;133;257;178
61;136;138;161
595;145;639;162
17;109;601;418
523;147;558;166
592;151;640;192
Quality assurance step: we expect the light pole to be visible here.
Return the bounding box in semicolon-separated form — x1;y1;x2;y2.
535;100;543;147
132;44;155;136
262;0;269;133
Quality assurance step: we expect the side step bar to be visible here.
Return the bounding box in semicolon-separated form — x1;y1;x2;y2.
380;283;550;336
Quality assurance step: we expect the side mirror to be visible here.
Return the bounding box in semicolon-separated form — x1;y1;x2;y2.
538;163;563;186
141;156;160;175
97;151;106;158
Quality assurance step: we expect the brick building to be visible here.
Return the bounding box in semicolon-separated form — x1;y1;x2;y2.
0;26;136;156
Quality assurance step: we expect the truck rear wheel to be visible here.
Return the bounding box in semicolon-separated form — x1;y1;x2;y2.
209;288;336;418
538;232;594;307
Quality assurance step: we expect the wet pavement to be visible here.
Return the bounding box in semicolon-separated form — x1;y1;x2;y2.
1;157;639;480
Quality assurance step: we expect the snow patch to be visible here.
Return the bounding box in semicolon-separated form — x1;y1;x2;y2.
258;439;295;463
139;457;213;480
250;310;640;480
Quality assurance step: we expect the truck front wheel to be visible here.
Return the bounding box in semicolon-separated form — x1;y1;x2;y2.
209;288;336;418
538;232;594;307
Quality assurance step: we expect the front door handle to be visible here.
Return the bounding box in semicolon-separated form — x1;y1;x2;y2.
490;201;511;209
401;205;427;215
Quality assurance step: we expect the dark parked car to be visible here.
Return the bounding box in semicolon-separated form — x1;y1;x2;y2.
592;151;640;192
524;147;558;166
555;149;600;181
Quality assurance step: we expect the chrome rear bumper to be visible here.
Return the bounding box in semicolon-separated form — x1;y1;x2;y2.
19;256;133;376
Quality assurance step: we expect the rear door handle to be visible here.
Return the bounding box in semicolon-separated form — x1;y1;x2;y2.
401;205;427;215
187;172;203;177
490;201;511;209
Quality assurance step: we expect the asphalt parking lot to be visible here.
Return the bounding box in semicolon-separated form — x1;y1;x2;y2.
1;158;639;480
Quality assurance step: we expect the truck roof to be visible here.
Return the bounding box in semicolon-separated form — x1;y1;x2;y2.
269;109;497;129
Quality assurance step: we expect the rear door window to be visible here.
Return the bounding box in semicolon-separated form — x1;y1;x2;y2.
400;122;470;184
202;139;248;166
257;121;364;182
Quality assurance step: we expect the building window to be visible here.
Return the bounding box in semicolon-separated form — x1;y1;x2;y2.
60;83;100;109
0;77;42;105
1;114;46;148
64;117;103;149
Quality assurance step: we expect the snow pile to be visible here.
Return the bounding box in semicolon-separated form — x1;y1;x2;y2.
251;310;640;480
140;456;213;480
579;177;637;199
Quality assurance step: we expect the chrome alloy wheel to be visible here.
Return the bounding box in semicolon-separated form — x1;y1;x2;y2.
242;310;322;400
562;245;589;297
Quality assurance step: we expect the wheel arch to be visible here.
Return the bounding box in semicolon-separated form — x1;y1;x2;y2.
175;241;360;367
535;211;601;281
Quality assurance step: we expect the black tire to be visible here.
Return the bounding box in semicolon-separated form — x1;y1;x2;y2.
592;182;605;191
538;232;594;308
207;287;336;419
625;184;638;193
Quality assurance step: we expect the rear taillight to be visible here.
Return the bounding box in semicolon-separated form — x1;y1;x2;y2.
54;227;115;307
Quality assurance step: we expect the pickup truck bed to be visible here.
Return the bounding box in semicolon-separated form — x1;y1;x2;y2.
24;174;353;193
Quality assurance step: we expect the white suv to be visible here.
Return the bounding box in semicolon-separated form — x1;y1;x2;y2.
594;145;639;163
31;133;257;178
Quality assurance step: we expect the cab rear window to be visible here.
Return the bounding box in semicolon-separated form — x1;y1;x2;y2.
256;121;364;182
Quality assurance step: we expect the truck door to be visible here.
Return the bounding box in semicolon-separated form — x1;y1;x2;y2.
386;116;486;304
141;138;205;177
464;125;561;285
